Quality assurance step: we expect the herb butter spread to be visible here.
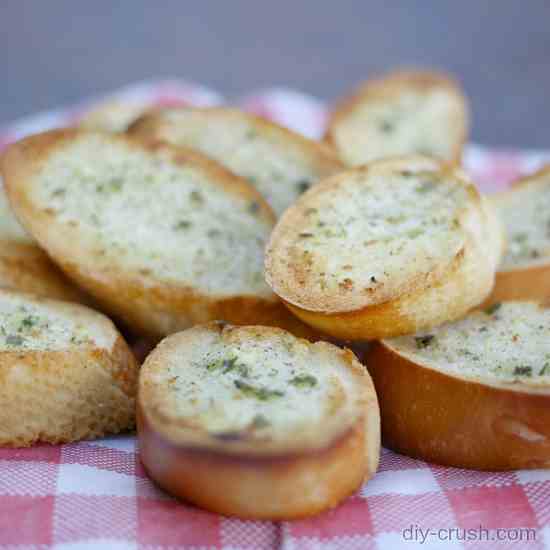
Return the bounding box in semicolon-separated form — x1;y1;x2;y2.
387;302;550;387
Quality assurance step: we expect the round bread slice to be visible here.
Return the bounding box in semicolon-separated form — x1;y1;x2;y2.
0;183;85;302
0;129;317;339
0;288;137;447
366;301;550;470
265;156;503;340
128;107;343;216
138;322;380;519
325;70;469;166
78;100;151;133
487;166;550;303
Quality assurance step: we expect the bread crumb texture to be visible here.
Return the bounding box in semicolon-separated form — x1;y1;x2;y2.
387;302;550;387
0;291;114;351
267;162;473;311
142;325;369;452
32;134;273;298
131;108;341;216
495;170;550;269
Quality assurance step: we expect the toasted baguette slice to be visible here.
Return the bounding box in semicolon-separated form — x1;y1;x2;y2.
0;183;85;302
326;70;469;166
138;322;380;519
486;167;550;303
0;129;320;339
128;107;343;216
78;100;151;132
265;156;502;340
0;288;137;447
367;301;550;470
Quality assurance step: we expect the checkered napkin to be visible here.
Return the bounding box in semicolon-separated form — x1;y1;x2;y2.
1;80;549;550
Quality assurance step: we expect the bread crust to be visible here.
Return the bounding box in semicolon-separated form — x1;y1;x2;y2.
0;129;318;339
366;340;550;470
138;323;380;519
265;157;502;340
325;69;469;166
0;291;138;447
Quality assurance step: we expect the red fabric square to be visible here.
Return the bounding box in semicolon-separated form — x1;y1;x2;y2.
137;497;220;547
289;496;372;538
0;495;54;545
0;444;61;464
447;485;538;529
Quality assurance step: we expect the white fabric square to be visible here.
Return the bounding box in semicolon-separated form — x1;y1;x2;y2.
56;463;136;497
361;468;440;497
53;541;137;550
517;469;550;485
375;531;463;550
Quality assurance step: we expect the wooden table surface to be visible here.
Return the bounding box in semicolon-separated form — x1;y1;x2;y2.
2;1;549;148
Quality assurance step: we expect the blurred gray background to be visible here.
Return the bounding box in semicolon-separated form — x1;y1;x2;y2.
2;1;549;147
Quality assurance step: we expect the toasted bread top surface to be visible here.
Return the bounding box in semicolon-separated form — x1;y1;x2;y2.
0;183;32;245
129;107;343;216
79;100;149;133
1;130;275;300
328;70;468;165
493;167;550;270
266;156;478;312
0;289;116;352
140;323;373;454
384;301;550;390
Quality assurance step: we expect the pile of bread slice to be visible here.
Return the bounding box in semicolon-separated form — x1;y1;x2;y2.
1;68;549;520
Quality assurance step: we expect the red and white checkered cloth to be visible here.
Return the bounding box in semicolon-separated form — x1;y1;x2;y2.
1;80;549;550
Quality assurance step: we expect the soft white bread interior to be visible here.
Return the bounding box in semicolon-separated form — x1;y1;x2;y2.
138;322;380;519
0;182;86;302
326;69;469;166
128;107;343;216
367;301;550;470
265;156;502;340
0;288;137;447
487;166;550;303
0;129;318;339
78;100;151;133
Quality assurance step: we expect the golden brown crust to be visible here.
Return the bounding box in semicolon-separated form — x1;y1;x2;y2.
0;129;319;339
366;341;550;470
137;322;380;519
325;69;469;165
138;405;369;519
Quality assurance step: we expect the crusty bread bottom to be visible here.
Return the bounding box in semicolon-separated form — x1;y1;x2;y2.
138;405;371;520
366;341;550;470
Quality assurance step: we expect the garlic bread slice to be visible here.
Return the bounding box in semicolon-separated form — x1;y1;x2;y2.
326;70;469;165
0;288;137;447
129;107;343;216
138;322;380;519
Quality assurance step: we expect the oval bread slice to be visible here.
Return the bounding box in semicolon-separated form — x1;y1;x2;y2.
138;322;380;519
0;129;318;338
265;156;503;340
326;70;469;166
0;288;138;447
487;166;550;303
0;183;85;302
128;107;343;216
366;301;550;470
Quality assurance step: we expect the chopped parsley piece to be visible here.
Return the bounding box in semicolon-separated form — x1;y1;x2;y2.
248;201;260;215
512;233;528;243
379;120;394;133
109;178;123;191
299;232;314;238
51;188;66;197
370;276;377;283
174;220;191;230
415;181;436;194
485;302;502;315
415;335;435;349
296;180;311;194
289;374;318;388
21;315;38;329
190;190;203;204
540;364;549;376
207;228;221;238
5;335;24;347
251;414;270;429
514;366;532;377
234;380;284;400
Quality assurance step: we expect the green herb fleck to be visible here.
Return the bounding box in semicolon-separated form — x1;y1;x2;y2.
289;374;318;388
415;181;436;194
234;380;285;400
485;303;502;315
540;363;549;376
415;335;435;349
251;414;270;429
109;178;123;191
296;180;311;194
174;220;192;230
21;315;38;329
5;335;24;346
512;233;528;243
248;201;260;215
190;190;203;204
207;228;221;238
514;366;532;377
299;232;314;238
245;129;257;140
51;188;66;198
379;120;394;133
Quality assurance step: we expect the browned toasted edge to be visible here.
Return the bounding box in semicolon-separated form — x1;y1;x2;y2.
137;322;380;519
365;337;550;471
325;68;470;165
